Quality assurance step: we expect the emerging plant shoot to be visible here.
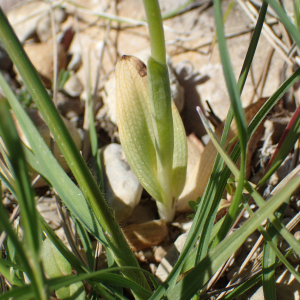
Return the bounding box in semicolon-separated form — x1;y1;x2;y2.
116;55;187;222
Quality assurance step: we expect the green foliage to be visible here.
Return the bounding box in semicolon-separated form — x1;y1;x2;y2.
0;0;300;299
42;238;86;300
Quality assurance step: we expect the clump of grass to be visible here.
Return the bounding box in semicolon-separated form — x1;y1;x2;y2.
0;0;300;299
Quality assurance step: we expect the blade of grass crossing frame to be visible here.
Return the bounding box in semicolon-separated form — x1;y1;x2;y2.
148;3;269;286
0;99;48;300
262;228;277;300
0;73;150;298
210;0;235;54
240;197;300;283
194;0;268;263
149;7;269;290
2;263;158;300
150;49;295;298
0;10;150;295
222;273;262;299
213;0;248;248
199;107;300;257
265;0;300;48
213;0;247;152
0;72;106;243
263;105;300;176
262;200;287;300
74;218;95;270
166;175;300;300
238;1;268;92
41;219;118;299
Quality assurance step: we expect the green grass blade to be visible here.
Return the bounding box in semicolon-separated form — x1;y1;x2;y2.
262;231;277;300
0;259;24;286
241;199;300;282
0;72;106;243
166;175;300;299
222;273;262;299
0;266;155;300
0;99;48;300
263;105;300;176
248;67;300;137
247;195;300;257
213;0;247;152
294;0;300;31
74;219;95;271
199;107;300;257
213;0;248;248
265;0;300;47
191;0;268;267
238;1;268;92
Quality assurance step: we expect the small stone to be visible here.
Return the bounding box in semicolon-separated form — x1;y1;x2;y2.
154;246;168;263
135;249;154;262
122;219;168;252
36;13;59;43
294;231;300;240
7;1;48;42
36;8;67;42
67;53;82;72
56;92;84;119
100;143;143;221
149;263;157;274
156;233;187;282
243;210;250;218
63;73;83;97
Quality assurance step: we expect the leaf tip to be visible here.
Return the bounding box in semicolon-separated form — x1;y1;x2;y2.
121;55;147;77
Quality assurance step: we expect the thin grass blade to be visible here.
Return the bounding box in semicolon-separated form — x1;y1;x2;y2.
0;99;48;300
166;175;300;299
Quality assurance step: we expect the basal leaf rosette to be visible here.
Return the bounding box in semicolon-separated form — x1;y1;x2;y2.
116;55;187;222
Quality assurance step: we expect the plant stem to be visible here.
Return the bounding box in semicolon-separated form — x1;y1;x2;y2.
142;0;166;65
142;0;177;222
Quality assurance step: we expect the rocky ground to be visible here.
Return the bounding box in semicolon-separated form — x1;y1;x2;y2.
1;0;300;299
